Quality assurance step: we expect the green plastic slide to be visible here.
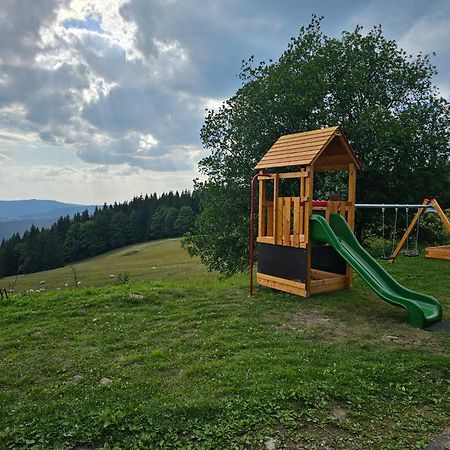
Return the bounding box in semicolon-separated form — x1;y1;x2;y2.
310;213;442;328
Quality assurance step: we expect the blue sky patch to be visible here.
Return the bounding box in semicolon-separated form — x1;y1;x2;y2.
63;16;103;33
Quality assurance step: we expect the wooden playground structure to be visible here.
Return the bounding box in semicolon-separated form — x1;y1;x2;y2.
250;126;361;297
248;126;444;328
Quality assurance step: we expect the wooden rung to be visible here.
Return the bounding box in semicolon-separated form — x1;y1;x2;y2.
257;236;275;244
278;170;310;179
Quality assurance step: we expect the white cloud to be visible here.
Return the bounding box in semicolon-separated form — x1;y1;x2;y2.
0;160;196;204
1;0;449;202
57;0;142;61
0;1;206;175
346;1;450;99
397;13;450;98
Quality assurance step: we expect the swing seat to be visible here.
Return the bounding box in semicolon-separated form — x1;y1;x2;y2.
403;250;419;257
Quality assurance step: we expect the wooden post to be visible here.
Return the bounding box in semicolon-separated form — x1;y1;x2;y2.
283;197;291;245
272;173;279;244
346;163;356;287
258;171;266;237
347;163;356;231
267;203;274;236
293;197;300;247
303;167;314;244
299;169;305;239
304;166;314;296
276;197;283;245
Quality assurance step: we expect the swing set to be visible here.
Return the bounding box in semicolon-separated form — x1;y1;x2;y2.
356;198;450;262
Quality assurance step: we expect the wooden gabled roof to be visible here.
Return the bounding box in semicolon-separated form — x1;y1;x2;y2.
255;126;362;172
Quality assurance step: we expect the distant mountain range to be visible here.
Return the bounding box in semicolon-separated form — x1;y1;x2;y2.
0;199;97;240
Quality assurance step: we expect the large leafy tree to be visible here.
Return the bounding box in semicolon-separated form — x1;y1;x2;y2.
184;17;450;276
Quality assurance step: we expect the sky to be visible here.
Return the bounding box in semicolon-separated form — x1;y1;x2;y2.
0;0;449;205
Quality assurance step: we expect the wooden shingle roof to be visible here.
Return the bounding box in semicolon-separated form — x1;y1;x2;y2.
255;126;361;171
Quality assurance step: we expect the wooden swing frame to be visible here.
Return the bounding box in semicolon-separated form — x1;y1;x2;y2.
389;198;450;262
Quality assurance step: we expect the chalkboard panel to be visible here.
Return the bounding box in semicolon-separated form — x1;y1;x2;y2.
312;245;346;274
258;244;307;282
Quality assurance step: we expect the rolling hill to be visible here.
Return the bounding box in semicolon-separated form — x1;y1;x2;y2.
0;199;97;240
0;238;211;292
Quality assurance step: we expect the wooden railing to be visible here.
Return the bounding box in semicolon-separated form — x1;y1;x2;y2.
258;198;353;248
258;196;307;247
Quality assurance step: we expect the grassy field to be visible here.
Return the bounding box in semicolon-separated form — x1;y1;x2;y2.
0;239;212;293
0;241;449;449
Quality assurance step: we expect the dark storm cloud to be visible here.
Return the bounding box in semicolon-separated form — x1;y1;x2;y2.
0;0;67;64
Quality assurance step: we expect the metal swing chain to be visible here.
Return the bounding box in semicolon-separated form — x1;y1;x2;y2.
381;207;386;258
390;207;398;257
405;207;410;254
414;213;420;255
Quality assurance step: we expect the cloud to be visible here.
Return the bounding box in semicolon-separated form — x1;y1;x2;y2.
0;0;220;177
346;0;450;99
75;131;198;171
0;0;66;66
0;159;197;204
1;0;449;203
397;12;450;98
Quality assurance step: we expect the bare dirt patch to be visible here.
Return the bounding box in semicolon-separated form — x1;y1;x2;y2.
277;310;444;353
378;325;444;353
332;407;348;421
277;311;348;340
292;312;332;326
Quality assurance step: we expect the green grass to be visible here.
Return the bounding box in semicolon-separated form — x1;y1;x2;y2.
0;245;449;449
0;239;212;293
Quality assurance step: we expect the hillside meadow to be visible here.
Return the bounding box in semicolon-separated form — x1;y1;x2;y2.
0;238;212;293
0;240;449;449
